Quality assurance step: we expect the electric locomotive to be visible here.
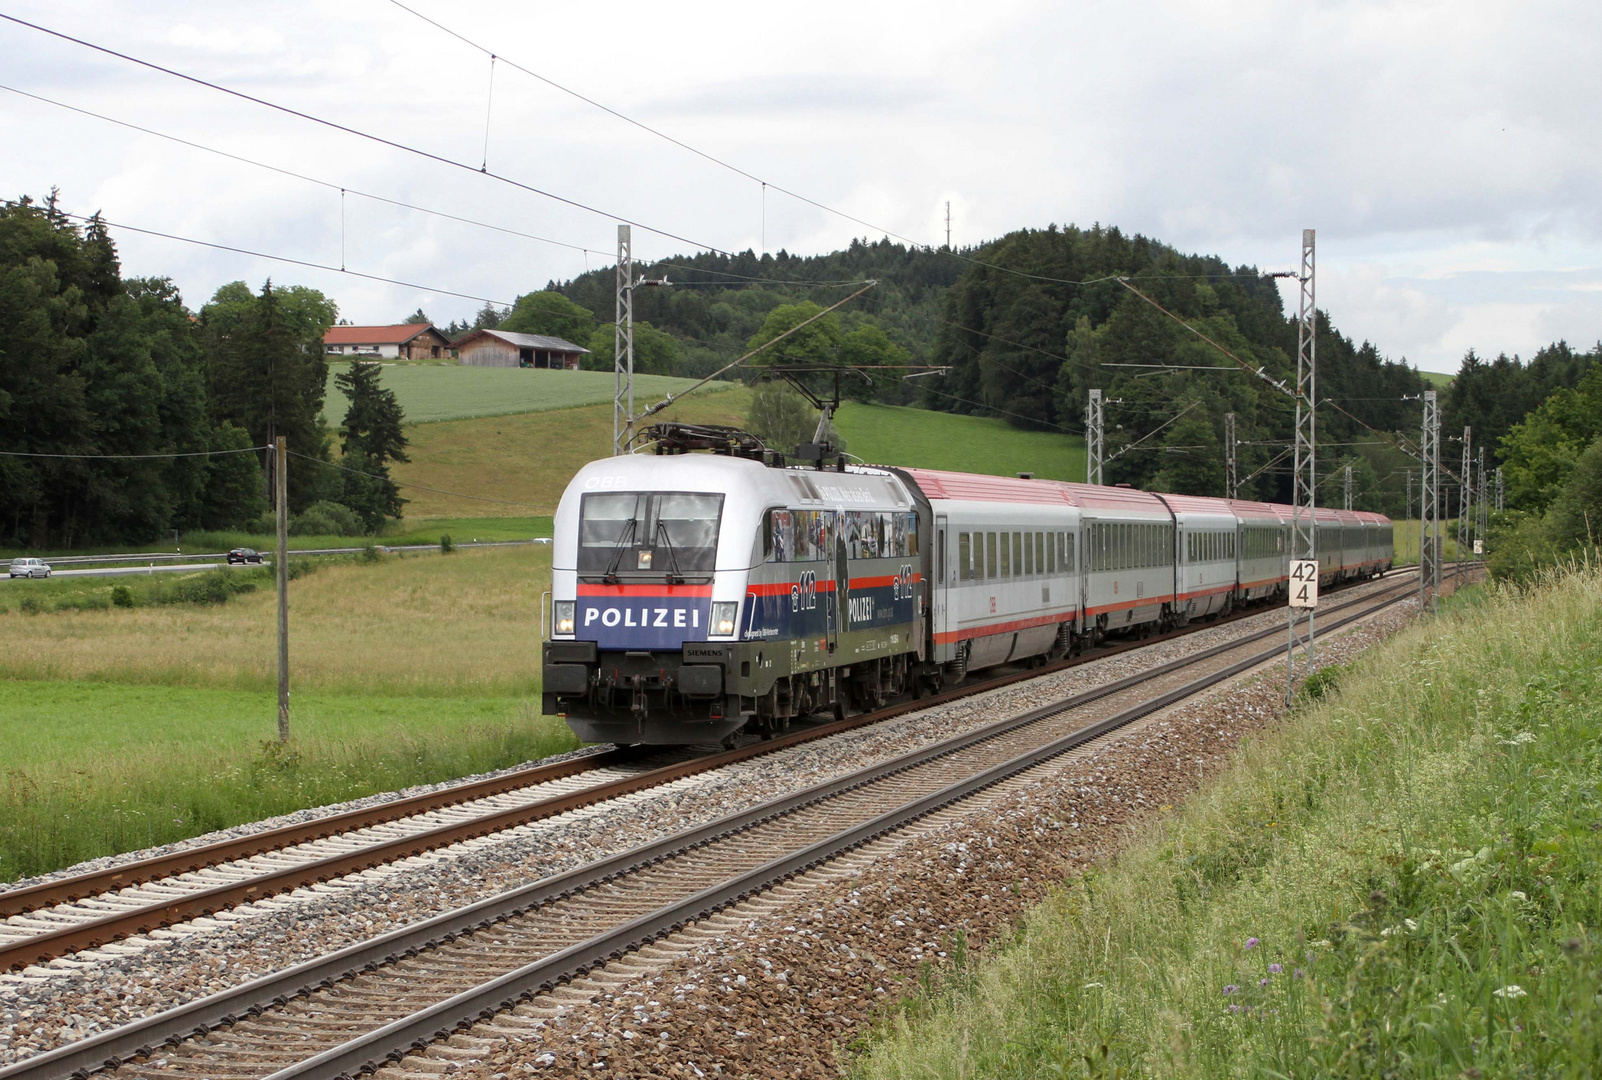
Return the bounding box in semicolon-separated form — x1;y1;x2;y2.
542;428;927;745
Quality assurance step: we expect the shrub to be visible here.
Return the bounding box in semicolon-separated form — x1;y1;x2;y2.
440;533;454;554
18;596;40;616
357;543;383;564
290;500;365;537
111;585;134;608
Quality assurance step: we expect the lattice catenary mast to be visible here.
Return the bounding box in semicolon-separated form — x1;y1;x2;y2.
1420;390;1441;613
1225;412;1237;499
1287;229;1317;704
1476;446;1488;551
1085;388;1104;486
613;224;634;456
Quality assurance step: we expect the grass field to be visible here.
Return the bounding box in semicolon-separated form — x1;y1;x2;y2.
0;545;549;695
0;544;578;880
854;567;1602;1078
323;362;728;425
1419;369;1456;389
834;402;1086;479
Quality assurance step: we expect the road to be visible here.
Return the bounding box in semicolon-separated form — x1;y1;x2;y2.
2;561;246;582
0;537;552;578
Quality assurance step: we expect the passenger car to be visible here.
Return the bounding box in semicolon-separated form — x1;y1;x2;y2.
227;548;265;564
8;558;52;578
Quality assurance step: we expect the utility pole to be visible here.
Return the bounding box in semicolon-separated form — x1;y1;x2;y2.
1495;466;1504;512
1420;391;1441;613
1457;426;1472;578
1225;412;1238;499
1085;389;1104;486
1343;463;1353;511
1287;229;1317;704
945;201;951;250
274;437;289;743
614;224;634;456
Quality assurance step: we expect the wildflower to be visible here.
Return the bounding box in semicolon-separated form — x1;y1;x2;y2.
1294;968;1305;978
1260;977;1271;987
1245;937;1260;950
1404;918;1419;930
1223;985;1239;995
1082;982;1103;989
1510;891;1526;902
1227;1004;1242;1013
1268;963;1283;974
1492;985;1527;999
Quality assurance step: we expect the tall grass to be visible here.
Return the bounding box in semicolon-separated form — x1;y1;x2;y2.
0;700;575;882
854;562;1602;1078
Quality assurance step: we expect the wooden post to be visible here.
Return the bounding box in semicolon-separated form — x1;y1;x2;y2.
275;436;290;742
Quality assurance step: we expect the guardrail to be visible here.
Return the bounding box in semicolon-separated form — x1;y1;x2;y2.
0;537;550;571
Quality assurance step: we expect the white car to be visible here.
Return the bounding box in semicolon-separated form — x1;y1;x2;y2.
8;558;52;579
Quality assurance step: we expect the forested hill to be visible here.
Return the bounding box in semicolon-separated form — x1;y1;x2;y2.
543;225;1429;511
547;237;967;376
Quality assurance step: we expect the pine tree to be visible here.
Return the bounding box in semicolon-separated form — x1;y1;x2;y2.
334;360;408;525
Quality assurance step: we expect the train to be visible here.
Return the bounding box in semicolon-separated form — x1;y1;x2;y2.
542;424;1394;745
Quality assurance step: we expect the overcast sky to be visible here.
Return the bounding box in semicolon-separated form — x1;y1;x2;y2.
3;0;1598;373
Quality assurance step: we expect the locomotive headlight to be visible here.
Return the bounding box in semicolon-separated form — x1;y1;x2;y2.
554;601;575;636
711;601;738;637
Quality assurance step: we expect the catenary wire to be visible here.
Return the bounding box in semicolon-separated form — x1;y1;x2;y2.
0;11;736;258
0;446;267;459
381;0;1298;290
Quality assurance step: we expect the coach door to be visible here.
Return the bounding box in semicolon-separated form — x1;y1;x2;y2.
933;515;949;644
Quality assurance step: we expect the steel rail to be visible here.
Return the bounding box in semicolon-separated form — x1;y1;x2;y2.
0;579;1414;1080
0;572;1417;971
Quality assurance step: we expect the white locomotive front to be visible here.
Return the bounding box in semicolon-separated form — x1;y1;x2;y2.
543;447;926;745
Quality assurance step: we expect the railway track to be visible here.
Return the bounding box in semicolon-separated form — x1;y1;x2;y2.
0;571;1418;975
0;575;1417;1080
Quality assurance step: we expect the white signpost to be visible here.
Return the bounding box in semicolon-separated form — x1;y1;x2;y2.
1289;559;1320;609
1473;539;1484;556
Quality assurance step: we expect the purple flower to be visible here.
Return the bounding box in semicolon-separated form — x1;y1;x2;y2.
1268;963;1283;974
1294;968;1305;978
1223;984;1239;995
1245;937;1260;950
1228;1004;1242;1013
1260;977;1271;987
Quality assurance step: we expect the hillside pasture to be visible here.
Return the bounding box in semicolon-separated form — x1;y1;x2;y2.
833;402;1086;480
322;362;731;425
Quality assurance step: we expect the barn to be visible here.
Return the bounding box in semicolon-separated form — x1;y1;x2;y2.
453;329;590;370
324;324;454;360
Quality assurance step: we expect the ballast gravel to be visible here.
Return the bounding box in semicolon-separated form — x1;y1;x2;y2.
411;602;1417;1080
0;577;1408;1067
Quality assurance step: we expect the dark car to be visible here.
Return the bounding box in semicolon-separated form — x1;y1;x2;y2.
227;547;265;565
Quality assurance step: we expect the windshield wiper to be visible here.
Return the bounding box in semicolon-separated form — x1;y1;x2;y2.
601;516;639;583
655;520;686;584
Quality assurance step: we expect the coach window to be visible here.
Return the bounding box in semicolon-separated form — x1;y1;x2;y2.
1023;532;1034;576
987;531;999;578
959;533;972;581
1000;532;1011;577
1012;532;1023;577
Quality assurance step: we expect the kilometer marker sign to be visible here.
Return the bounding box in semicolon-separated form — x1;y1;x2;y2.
1289;559;1319;608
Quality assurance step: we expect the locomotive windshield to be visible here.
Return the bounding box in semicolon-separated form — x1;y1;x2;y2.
578;491;724;578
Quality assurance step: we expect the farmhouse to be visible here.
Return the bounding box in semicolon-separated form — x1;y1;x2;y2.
324;324;454;360
453;329;590;370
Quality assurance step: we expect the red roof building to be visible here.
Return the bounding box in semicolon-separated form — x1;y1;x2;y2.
323;324;454;360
